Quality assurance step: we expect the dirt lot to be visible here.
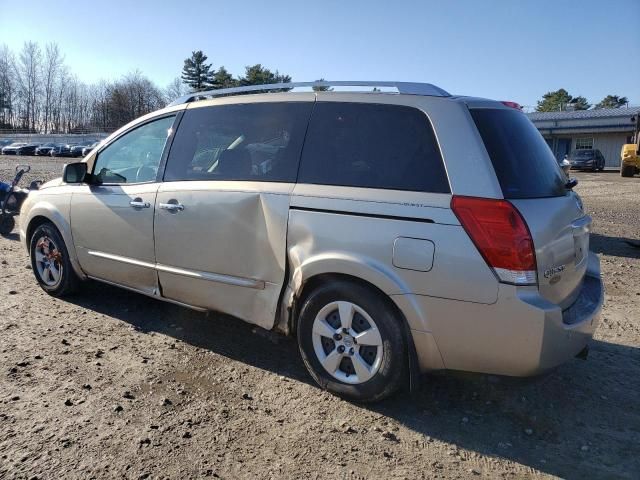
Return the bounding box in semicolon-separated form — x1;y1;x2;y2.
1;155;639;480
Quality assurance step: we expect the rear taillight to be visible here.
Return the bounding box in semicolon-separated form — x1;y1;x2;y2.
501;101;523;110
451;196;537;285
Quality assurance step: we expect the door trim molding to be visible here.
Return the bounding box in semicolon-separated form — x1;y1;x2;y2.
87;250;265;290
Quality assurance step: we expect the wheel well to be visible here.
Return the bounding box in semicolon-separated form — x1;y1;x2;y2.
26;216;52;246
292;273;406;335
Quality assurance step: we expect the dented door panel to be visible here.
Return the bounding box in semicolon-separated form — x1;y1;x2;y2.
154;181;293;329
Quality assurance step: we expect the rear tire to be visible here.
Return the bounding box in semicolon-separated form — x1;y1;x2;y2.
30;222;79;296
297;280;407;402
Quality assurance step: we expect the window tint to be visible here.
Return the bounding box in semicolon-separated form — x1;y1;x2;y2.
298;102;449;193
164;102;313;182
470;108;566;199
93;116;175;184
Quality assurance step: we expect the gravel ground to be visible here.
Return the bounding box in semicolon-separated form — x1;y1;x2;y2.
1;155;639;480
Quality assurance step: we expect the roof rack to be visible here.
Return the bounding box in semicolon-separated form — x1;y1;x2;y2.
168;81;450;106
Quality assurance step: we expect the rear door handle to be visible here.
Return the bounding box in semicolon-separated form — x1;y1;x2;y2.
129;199;151;209
158;202;185;212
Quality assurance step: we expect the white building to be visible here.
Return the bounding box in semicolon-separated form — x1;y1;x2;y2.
527;107;640;168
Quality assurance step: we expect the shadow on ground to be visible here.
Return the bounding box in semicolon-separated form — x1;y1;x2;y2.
0;231;19;242
590;233;640;259
66;280;640;479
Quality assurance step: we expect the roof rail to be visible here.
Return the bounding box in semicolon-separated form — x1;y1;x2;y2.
168;81;450;106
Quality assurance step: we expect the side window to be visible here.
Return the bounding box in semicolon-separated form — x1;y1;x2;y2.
298;102;450;193
164;102;313;182
93;116;175;184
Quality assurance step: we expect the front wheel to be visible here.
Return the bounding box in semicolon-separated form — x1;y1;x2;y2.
297;280;407;402
621;165;635;177
30;222;79;296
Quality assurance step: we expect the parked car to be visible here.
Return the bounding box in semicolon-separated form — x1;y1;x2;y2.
568;149;606;171
36;143;57;156
19;81;603;402
81;142;100;157
50;144;73;157
0;139;14;149
2;143;38;155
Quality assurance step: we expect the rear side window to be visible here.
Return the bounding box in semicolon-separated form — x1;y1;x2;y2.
298;102;450;193
165;102;313;182
470;108;566;199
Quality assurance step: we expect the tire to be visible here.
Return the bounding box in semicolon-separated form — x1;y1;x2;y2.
0;215;15;235
29;222;79;296
621;165;634;177
297;280;407;402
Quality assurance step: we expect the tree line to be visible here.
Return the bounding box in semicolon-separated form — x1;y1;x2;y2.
536;89;630;112
0;42;166;133
0;45;297;134
0;42;632;133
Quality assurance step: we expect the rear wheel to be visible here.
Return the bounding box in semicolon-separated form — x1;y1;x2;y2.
30;222;79;296
297;280;407;402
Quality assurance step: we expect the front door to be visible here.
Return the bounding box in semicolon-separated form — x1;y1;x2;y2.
70;115;177;294
555;138;571;162
153;100;314;328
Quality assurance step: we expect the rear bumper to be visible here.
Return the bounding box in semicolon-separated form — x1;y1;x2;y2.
398;252;603;376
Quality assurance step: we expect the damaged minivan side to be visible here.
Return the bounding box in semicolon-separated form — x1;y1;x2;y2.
20;81;604;402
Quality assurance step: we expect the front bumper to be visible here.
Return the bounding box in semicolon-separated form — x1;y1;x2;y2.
570;160;595;169
398;252;603;375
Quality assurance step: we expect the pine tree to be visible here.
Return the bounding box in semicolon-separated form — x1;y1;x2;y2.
594;95;628;109
211;66;237;89
536;89;590;112
181;51;214;92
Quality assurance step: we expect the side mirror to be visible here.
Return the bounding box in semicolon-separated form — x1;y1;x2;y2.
63;162;88;184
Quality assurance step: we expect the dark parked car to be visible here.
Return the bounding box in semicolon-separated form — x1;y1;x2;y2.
0;139;14;149
36;143;57;156
50;144;73;157
81;141;100;157
568;149;606;171
1;143;38;155
70;143;93;157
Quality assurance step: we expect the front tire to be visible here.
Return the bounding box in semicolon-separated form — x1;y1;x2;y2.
621;165;634;177
30;222;79;296
297;280;407;402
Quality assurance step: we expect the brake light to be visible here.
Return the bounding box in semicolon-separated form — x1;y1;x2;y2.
501;101;523;111
451;196;537;285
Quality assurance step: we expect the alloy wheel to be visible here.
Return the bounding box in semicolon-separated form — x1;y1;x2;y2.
311;301;383;384
34;235;64;288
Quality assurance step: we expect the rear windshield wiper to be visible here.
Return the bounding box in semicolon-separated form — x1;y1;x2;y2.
565;177;578;190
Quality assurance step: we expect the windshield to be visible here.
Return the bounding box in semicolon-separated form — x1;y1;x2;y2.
470;108;567;199
570;150;595;158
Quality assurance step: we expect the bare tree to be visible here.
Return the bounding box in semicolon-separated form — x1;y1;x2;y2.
15;41;42;131
164;76;187;104
41;43;64;133
0;45;16;128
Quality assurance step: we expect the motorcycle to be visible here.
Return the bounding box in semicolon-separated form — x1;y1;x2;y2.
0;165;42;235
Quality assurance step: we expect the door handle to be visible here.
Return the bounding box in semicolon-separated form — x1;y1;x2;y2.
129;199;151;208
158;202;185;212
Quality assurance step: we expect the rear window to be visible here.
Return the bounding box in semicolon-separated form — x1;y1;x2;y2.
471;108;566;199
298;102;450;193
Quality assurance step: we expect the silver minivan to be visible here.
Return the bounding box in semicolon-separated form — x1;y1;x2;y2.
19;81;603;402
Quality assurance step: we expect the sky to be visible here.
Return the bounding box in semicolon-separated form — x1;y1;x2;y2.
1;0;639;108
